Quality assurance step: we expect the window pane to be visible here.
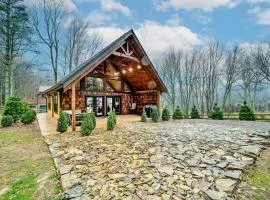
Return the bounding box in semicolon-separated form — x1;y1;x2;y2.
85;77;104;91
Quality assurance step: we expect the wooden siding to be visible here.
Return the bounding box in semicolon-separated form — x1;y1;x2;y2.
134;91;158;115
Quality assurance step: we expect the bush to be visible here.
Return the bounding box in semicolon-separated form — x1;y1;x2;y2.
151;108;159;122
190;105;200;119
21;109;36;124
211;103;223;120
81;113;95;136
3;96;27;122
239;101;255;121
112;111;117;125
89;112;96;129
107;112;115;130
141;109;147;122
173;106;183;120
56;111;68;133
1;115;13;127
161;107;170;121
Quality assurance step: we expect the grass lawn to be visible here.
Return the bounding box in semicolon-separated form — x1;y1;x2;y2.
0;122;61;200
223;113;270;120
244;148;270;200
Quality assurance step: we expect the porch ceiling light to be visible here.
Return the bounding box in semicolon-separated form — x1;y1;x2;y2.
114;72;120;76
128;67;133;72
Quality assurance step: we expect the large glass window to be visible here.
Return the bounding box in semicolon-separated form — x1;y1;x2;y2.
54;94;58;113
85;77;104;91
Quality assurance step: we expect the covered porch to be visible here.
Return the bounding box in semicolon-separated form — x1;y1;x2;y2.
37;113;140;136
42;30;167;131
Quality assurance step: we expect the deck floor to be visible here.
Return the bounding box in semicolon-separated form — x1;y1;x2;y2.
37;113;140;136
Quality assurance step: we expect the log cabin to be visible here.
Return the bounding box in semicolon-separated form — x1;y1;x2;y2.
42;29;167;131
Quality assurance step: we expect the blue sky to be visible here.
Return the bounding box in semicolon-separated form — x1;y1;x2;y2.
26;0;270;60
62;0;270;59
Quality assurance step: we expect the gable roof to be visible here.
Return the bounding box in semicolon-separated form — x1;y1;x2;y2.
44;29;167;94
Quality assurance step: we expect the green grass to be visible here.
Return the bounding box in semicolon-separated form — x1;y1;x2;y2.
0;175;37;200
249;169;270;190
246;148;270;200
0;126;60;199
223;113;270;120
255;195;265;200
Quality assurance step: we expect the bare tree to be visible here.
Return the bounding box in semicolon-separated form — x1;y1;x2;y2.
177;50;198;117
222;45;241;109
158;48;181;111
62;17;103;75
203;41;223;113
254;43;270;82
31;0;66;83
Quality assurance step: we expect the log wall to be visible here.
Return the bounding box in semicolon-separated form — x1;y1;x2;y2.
134;91;158;115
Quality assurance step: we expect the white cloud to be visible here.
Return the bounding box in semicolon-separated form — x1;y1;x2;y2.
155;0;236;12
247;0;270;3
166;14;181;26
100;0;132;16
63;0;77;11
86;10;111;25
256;9;270;25
248;6;261;14
24;0;77;12
87;21;202;59
192;12;212;24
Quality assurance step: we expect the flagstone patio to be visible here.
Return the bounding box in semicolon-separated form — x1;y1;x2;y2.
44;120;270;200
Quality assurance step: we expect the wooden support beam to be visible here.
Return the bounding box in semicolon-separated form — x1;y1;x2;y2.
71;82;76;131
157;91;161;114
112;52;140;63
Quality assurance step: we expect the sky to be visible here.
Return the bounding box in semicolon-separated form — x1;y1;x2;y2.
25;0;270;61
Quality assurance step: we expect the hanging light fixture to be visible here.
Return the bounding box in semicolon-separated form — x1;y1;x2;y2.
128;67;133;72
122;69;126;74
137;65;141;69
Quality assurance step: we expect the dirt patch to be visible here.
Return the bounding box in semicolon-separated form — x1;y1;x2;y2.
0;121;61;200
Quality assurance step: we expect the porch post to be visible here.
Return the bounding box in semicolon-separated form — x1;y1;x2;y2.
71;82;76;131
157;91;161;114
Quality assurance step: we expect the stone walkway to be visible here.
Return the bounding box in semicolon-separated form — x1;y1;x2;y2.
45;120;270;200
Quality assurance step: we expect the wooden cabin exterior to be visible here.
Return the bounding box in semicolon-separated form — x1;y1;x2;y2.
42;29;167;131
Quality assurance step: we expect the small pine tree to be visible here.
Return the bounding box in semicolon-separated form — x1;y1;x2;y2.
57;111;68;133
89;112;96;129
190;105;200;119
81;113;95;136
211;103;223;120
162;107;170;121
107;112;115;130
141;109;147;122
173;106;183;120
239;101;255;121
112;110;117;125
151;108;159;122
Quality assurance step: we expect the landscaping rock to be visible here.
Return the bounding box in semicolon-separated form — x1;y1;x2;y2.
215;178;237;192
45;120;270;199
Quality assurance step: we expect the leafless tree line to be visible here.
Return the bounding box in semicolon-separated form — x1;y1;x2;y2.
158;41;270;116
0;0;104;106
30;0;104;83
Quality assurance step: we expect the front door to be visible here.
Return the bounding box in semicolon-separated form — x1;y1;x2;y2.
85;96;104;116
106;96;121;115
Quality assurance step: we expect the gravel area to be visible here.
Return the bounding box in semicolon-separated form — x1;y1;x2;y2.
45;119;270;200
